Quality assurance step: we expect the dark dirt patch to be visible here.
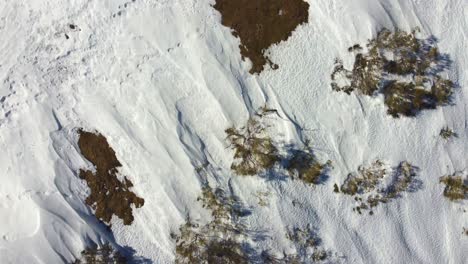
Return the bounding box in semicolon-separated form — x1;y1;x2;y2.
213;0;309;74
78;130;144;226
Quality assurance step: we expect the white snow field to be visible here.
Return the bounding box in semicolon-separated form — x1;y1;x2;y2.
0;0;467;263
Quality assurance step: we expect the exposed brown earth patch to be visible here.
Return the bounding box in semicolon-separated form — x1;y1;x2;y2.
78;130;144;226
213;0;309;74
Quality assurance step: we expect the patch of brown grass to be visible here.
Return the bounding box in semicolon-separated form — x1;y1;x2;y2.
78;130;144;225
213;0;309;74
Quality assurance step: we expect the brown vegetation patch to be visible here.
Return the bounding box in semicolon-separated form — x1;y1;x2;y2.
213;0;309;74
339;161;420;214
331;28;455;117
78;130;144;225
439;172;467;201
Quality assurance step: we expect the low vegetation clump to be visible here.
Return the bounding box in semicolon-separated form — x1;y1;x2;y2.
74;243;126;264
338;160;420;214
439;172;467;201
213;0;309;74
78;130;144;225
174;185;251;264
440;127;456;139
226;107;330;185
331;28;455;117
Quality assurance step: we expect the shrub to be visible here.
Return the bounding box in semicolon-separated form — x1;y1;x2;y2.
440;127;456;139
74;243;126;264
226;117;279;175
341;160;386;196
439;172;467;201
226;107;332;186
285;147;331;185
331;28;455;117
284;225;332;262
383;81;436;117
339;160;419;214
174;185;250;264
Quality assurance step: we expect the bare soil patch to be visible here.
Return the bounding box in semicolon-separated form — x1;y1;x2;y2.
213;0;309;74
78;130;144;226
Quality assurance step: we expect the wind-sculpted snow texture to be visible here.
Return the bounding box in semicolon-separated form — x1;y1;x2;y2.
0;0;467;263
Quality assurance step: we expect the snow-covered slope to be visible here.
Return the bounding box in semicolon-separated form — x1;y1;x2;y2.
0;0;466;263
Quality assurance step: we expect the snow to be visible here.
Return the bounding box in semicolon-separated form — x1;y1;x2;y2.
0;0;467;263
